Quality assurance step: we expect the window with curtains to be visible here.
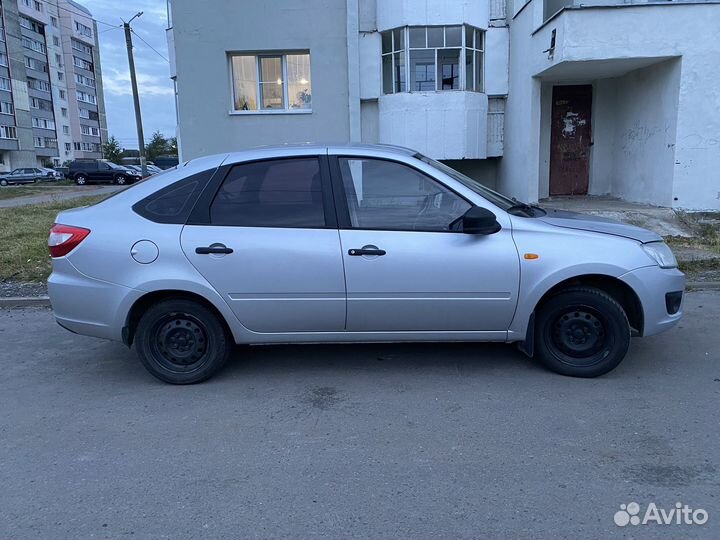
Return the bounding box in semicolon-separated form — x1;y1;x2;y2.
381;25;485;94
230;52;312;112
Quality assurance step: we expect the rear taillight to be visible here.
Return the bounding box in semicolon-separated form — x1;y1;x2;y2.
48;224;90;258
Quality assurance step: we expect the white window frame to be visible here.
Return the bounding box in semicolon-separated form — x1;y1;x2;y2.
1;126;17;139
381;25;485;95
228;51;312;116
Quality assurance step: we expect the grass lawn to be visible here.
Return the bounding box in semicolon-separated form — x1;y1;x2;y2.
0;179;76;201
0;195;106;282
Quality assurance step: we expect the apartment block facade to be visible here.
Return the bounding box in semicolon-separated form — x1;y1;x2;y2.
0;0;107;171
168;0;720;211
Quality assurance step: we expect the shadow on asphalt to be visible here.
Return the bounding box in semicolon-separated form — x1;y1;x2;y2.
92;338;656;386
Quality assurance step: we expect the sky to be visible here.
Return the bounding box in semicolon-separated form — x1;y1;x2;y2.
90;0;174;150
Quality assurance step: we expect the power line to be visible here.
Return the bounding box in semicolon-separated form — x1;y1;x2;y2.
130;28;168;63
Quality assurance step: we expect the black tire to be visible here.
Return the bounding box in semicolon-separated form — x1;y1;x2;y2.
75;174;87;185
535;287;630;377
135;298;233;384
114;174;127;185
0;179;7;186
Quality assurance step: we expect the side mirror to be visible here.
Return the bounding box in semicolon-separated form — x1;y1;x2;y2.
462;206;502;235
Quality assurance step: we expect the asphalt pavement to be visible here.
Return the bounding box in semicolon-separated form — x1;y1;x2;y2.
0;292;718;539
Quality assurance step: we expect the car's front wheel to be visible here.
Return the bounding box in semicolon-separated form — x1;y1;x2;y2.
534;287;630;378
135;298;233;384
75;174;87;185
0;179;7;186
114;174;127;185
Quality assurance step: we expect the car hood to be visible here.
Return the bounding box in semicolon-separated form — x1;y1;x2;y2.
538;208;662;243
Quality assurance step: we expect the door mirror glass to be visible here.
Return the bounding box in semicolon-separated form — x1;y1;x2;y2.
461;206;501;235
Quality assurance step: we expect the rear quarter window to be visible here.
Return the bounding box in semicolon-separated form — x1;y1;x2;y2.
132;169;214;224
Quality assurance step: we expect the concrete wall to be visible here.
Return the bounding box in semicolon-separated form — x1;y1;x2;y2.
378;91;488;159
602;60;680;206
497;0;544;202
376;0;488;31
171;0;351;160
503;1;720;210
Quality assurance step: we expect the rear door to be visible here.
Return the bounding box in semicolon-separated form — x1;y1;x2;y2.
180;155;346;333
330;156;520;333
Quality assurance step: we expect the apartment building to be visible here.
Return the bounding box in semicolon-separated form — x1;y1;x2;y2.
167;0;720;210
0;0;107;171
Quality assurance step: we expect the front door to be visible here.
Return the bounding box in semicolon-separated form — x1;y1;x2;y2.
332;157;519;333
180;156;346;333
549;84;592;196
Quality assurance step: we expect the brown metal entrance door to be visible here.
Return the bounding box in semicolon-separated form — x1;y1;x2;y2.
549;85;592;196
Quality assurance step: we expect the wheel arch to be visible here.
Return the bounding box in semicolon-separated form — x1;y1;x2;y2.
123;289;236;347
516;273;644;357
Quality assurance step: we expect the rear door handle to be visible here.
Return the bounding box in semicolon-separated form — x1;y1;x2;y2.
195;243;233;255
348;247;386;256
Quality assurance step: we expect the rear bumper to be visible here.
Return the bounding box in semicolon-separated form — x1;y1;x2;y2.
620;265;686;337
48;258;142;342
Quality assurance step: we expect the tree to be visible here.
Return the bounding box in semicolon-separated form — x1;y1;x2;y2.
146;131;170;162
102;136;123;164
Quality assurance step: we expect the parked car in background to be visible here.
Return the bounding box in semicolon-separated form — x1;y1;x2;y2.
47;144;685;384
153;155;179;170
147;165;164;175
38;167;62;181
67;160;142;185
0;168;43;186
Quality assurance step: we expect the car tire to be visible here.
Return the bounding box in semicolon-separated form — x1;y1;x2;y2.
135;298;233;384
534;287;630;378
0;179;7;186
114;174;127;185
75;174;87;185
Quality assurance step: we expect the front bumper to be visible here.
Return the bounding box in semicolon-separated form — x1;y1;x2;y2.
620;265;685;337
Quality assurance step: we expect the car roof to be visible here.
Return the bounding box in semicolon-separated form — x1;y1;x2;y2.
219;143;417;166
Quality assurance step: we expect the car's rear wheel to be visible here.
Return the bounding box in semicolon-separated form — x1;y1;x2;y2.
114;174;127;185
75;174;87;185
135;298;233;384
535;287;630;378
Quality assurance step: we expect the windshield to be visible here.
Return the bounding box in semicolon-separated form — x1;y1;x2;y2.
105;161;127;170
416;153;518;210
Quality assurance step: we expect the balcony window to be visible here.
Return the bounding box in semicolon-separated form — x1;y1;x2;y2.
381;25;484;94
230;52;311;113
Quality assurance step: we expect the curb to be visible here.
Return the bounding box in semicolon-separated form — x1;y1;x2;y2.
1;283;720;309
686;282;720;290
0;296;51;308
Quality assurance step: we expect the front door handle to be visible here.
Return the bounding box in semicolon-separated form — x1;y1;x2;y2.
195;243;233;255
348;247;386;256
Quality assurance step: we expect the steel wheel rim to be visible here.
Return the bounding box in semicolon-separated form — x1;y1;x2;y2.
546;305;610;367
149;312;212;373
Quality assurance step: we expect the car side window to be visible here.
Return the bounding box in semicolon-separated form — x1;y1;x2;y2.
337;158;471;232
210;158;326;228
133;169;213;224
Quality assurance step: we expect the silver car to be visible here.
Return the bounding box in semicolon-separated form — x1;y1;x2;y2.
47;144;685;384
